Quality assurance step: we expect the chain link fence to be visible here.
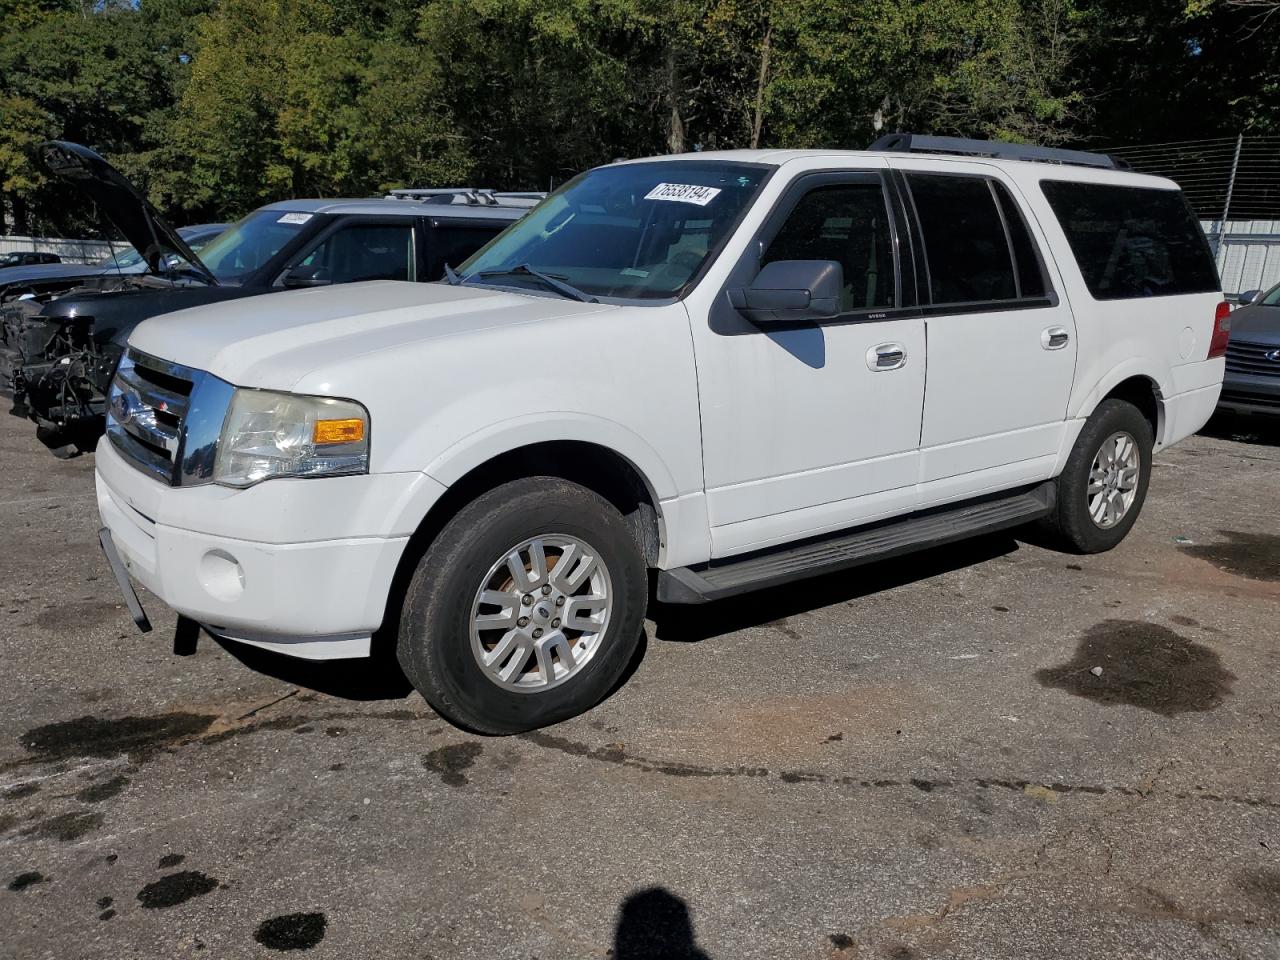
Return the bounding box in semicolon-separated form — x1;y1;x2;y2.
1107;136;1280;296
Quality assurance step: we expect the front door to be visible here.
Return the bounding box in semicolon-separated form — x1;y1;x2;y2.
692;171;927;557
276;217;420;287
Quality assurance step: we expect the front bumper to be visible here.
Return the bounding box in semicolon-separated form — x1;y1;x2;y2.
1219;369;1280;416
95;436;445;660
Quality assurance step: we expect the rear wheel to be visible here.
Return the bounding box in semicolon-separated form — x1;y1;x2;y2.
397;477;647;734
1040;398;1154;553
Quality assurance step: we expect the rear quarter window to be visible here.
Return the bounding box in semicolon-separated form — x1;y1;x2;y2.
1040;181;1219;300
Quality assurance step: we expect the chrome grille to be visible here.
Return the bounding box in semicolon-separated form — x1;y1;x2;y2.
106;350;234;486
1225;339;1280;377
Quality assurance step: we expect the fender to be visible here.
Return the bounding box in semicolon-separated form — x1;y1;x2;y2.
1070;357;1169;433
422;412;682;504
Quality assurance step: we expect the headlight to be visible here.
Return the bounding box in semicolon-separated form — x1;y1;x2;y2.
213;389;369;487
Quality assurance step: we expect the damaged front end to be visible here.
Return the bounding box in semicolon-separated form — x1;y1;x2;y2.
1;141;222;457
1;294;121;456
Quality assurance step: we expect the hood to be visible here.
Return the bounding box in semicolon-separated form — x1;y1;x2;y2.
39;141;217;286
1230;302;1280;345
129;280;617;389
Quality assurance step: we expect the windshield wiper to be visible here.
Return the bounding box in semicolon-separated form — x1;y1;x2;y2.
463;263;597;303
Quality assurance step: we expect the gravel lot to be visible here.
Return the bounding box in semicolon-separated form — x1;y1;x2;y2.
1;410;1278;959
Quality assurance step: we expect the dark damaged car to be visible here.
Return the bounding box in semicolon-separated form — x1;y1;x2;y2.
1;141;539;456
0;222;226;306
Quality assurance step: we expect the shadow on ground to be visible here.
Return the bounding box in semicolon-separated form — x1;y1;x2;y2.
613;887;712;960
213;637;414;701
1201;411;1280;447
210;532;1024;703
648;534;1019;645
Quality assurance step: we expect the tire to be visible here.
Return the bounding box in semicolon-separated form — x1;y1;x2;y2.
397;477;647;734
1040;398;1154;554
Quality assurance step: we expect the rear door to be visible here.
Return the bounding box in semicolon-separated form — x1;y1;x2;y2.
893;165;1078;506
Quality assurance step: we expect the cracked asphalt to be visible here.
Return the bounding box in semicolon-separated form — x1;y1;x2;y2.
1;410;1278;959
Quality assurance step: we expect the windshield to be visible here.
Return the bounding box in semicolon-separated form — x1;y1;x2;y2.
98;247;146;269
95;228;221;271
1261;284;1280;306
457;161;768;300
196;209;312;283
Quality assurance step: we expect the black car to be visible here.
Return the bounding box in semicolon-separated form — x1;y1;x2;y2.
0;251;61;267
1;141;539;456
0;223;227;305
1219;283;1280;417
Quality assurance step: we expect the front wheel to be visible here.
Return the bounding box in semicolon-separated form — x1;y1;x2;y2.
397;477;647;734
1040;398;1154;554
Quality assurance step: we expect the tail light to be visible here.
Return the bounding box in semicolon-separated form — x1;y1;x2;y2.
1208;301;1231;359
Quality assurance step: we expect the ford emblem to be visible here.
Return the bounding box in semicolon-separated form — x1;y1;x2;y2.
110;389;136;426
1266;349;1280;363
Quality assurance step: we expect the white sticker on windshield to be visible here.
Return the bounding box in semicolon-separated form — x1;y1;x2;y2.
277;212;313;224
644;183;722;206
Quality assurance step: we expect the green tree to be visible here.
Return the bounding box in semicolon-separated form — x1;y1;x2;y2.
158;0;469;219
0;0;209;234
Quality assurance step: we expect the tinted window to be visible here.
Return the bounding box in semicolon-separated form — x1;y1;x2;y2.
1040;181;1219;299
993;181;1047;299
427;223;503;280
299;222;415;283
458;161;766;300
762;182;895;312
908;174;1016;304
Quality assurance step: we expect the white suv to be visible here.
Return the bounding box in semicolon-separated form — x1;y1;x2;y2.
94;135;1228;733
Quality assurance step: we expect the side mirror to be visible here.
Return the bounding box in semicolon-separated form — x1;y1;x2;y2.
281;264;330;289
728;260;843;324
1237;289;1262;306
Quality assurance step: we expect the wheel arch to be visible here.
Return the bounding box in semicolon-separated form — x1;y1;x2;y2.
1075;362;1168;445
377;435;670;646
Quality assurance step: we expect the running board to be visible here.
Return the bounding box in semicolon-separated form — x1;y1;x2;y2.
657;481;1055;604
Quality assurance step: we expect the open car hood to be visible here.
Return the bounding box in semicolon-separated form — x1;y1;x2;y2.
39;141;217;286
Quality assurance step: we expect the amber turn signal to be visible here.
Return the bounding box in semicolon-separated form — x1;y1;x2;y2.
313;418;365;445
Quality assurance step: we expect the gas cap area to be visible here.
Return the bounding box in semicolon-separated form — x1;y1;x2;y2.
1178;325;1196;359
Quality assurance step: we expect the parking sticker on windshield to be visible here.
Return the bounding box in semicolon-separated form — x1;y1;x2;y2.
277;212;313;224
644;183;722;206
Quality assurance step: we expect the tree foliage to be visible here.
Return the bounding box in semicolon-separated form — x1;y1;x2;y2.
0;0;1275;233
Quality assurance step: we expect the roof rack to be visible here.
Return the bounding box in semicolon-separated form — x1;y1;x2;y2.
867;133;1128;171
384;188;544;208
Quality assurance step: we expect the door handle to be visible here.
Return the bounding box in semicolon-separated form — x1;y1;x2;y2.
867;342;907;371
1042;326;1071;350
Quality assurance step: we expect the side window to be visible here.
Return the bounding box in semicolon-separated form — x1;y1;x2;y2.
427;223;504;280
1040;181;1219;300
762;182;895;313
298;222;415;283
992;182;1047;299
907;174;1016;304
